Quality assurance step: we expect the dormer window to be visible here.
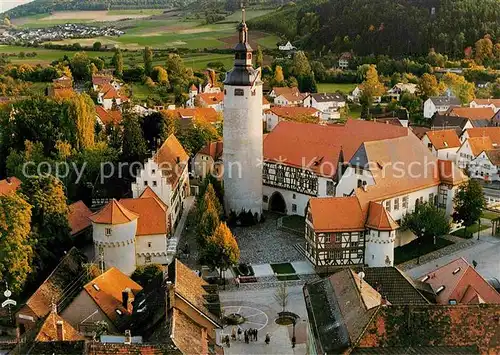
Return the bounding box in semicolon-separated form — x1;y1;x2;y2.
452;267;461;275
436;285;445;294
115;309;123;316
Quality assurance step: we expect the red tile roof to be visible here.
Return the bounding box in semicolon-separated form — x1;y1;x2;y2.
190;84;198;92
198;141;223;160
173;107;219;123
92;74;112;87
0;176;21;195
264;120;408;178
171;308;206;355
119;197;168;236
465;127;500;145
266;106;319;119
485;149;500;166
84;267;142;327
365;201;399;231
96;106;122;126
410;126;431;139
417;257;500;305
272;86;300;97
140;186;168;209
89;199;138;225
472;98;500;106
466;136;494;156
197;92;224;105
35;311;84;342
153;134;189;187
68;200;92;236
448;107;495;120
425;129;461;149
309;196;366;232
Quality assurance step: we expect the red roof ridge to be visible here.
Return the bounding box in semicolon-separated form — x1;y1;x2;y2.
89;199;138;225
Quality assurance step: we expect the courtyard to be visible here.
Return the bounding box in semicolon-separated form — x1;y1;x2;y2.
219;284;309;354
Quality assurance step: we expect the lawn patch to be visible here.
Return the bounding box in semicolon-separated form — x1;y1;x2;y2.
394;237;454;265
317;82;357;94
270;262;296;275
482;210;500;220
451;223;489;239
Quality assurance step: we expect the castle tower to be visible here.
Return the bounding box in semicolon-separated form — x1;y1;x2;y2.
89;199;138;275
364;202;398;267
223;9;263;215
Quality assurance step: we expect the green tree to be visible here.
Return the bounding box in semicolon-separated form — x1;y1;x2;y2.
452;179;486;233
200;222;240;280
68;93;95;150
131;264;163;287
152;66;169;85
93;41;102;51
112;49;124;78
144;46;153;76
70;52;92;81
274;65;285;86
6;140;47;180
198;183;223;217
402;202;450;243
20;175;71;275
0;192;33;294
256;45;263;68
291;51;311;77
122;110;147;164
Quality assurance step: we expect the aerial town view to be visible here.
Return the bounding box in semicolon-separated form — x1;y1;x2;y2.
1;0;500;354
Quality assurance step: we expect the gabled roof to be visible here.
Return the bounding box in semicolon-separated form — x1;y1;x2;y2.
485;149;500;166
365;201;399;231
431;114;469;134
263;120;408;178
119;197;168;236
34;311;84;342
429;95;461;107
170;259;221;327
424;129;461;149
198;141;223;160
416;257;500;305
92;74;112;86
95;106;122;126
89;199;138;225
152;134;189;187
410;126;431;139
277;91;308;102
471;98;500;106
0;176;21;195
197;92;224;105
271;86;300;97
171;308;207;355
465;136;494;156
171;107;219;123
353;267;429;305
17;247;87;320
50;87;75;99
310;93;345;102
101;85;121;99
308;196;366;232
189;84;198;92
448;107;495;121
68;200;92;236
140;186;168;209
266;106;319;119
465;127;500;145
84;267;142;328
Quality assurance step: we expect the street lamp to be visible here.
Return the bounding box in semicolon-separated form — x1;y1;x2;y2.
417;227;425;265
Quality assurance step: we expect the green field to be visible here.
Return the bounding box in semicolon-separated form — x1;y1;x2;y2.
317;82;357;94
0;45;113;64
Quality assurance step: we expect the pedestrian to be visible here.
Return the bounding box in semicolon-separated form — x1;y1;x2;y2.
231;327;236;341
244;330;249;344
237;327;242;341
225;335;230;348
255;328;258;341
265;333;270;345
249;328;253;341
235;275;240;289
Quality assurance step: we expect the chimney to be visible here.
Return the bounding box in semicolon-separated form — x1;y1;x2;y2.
56;320;64;341
122;288;130;309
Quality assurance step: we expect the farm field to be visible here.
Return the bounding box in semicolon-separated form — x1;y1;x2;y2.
316;82;357;94
0;45;113;64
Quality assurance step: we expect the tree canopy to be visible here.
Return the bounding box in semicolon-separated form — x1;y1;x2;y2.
453;179;485;228
401;202;451;243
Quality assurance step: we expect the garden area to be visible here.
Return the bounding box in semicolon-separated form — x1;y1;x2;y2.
270;263;299;281
451;222;490;239
394;237;454;265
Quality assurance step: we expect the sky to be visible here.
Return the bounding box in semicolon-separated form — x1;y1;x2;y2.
1;0;33;13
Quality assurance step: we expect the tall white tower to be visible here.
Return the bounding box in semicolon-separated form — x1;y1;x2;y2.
223;9;263;215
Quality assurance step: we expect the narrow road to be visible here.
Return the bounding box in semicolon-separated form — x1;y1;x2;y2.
166;196;195;264
405;233;500;281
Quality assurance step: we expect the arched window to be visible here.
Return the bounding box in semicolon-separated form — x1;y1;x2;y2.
247;53;252;59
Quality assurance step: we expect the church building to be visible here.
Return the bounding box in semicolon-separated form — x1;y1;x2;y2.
222;9;263;215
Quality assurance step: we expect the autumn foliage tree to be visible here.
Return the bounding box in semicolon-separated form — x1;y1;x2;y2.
418;73;442;98
200;222;240;280
273;65;285;86
360;65;384;107
68;93;96;150
441;72;475;104
0;192;33;294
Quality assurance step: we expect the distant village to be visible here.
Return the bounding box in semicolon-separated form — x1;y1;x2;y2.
0;24;124;45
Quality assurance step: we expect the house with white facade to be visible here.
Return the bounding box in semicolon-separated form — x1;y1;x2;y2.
387;83;417;101
456;136;494;169
469;149;500;182
470;98;500;113
338;52;352;69
304;93;346;120
97;84;129;110
196;92;224;112
278;41;296;51
264;106;320;131
460;126;500;144
273;87;308;107
423;94;461;119
92;74;121;92
348;85;381;103
447;107;495;128
304;134;467;271
193;141;223;180
421;129;461;161
131;134;190;232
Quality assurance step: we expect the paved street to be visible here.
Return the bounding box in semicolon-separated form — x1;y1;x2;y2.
219;285;308;354
405;231;500;281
